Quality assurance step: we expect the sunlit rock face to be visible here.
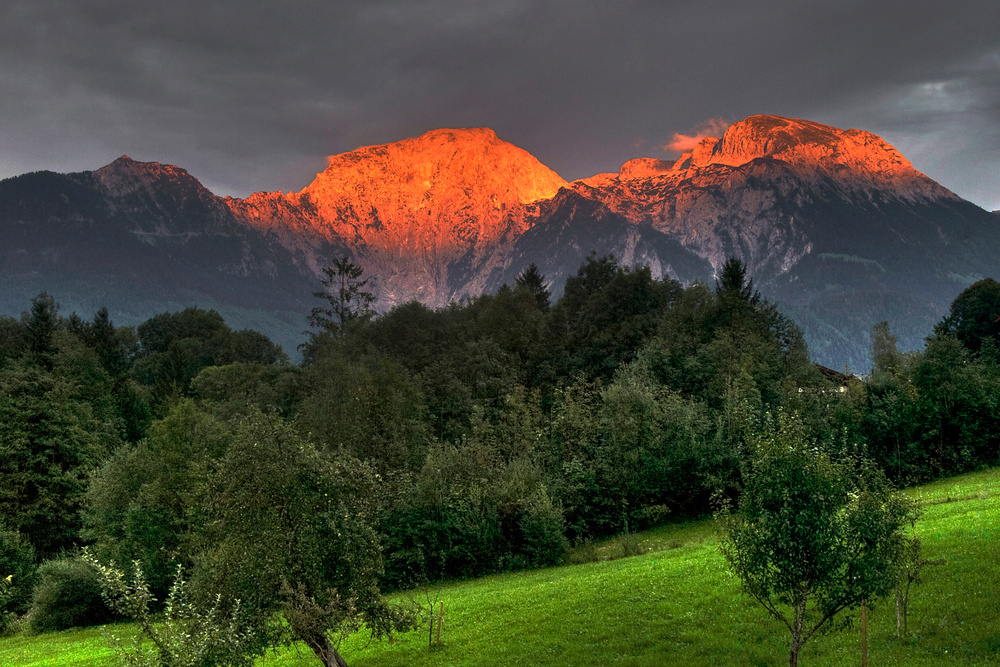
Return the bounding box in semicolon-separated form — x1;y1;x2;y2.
230;127;567;307
617;158;676;181
227;115;966;308
476;115;997;370
220;115;996;368
550;115;965;283
687;115;951;197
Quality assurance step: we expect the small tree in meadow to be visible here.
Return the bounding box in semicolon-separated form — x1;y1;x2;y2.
718;411;916;667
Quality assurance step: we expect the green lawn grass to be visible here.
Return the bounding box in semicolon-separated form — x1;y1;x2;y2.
4;467;998;666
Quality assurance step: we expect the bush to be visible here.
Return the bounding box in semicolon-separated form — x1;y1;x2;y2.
516;491;568;568
0;523;36;633
28;558;117;633
380;446;568;587
83;554;262;667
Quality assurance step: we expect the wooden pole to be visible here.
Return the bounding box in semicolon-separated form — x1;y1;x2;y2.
861;602;868;667
436;601;443;645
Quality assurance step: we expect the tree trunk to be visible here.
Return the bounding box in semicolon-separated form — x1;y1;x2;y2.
307;634;350;667
896;584;903;638
789;599;805;667
902;590;909;637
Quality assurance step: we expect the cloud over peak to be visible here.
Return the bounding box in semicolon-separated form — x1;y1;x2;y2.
665;118;732;153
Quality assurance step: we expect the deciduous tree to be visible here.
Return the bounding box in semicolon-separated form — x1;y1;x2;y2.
194;410;414;667
718;410;916;667
935;277;1000;354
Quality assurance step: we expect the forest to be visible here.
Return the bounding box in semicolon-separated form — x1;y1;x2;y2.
1;255;999;665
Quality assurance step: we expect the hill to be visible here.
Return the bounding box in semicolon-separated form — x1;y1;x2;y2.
3;467;997;666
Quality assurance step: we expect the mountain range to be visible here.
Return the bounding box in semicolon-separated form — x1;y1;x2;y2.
2;115;997;370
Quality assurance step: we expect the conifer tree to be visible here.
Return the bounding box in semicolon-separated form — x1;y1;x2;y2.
309;257;376;335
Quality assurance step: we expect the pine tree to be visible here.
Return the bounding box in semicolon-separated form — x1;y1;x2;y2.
309;258;375;335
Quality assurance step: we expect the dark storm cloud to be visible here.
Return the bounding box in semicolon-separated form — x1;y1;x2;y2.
1;0;998;208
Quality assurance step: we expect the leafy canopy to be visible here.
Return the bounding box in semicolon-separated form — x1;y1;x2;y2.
718;410;916;666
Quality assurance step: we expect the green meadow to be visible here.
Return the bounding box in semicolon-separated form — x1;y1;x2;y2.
3;467;997;667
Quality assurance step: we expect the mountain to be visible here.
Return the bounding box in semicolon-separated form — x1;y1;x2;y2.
1;116;997;369
228;127;567;309
0;157;316;353
493;116;999;369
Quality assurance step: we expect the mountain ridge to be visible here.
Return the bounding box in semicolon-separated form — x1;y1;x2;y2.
1;115;997;369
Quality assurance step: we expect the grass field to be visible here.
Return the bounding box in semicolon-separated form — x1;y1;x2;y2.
3;467;997;666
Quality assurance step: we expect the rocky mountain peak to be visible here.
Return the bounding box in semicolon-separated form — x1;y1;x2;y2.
228;128;571;308
286;127;568;257
93;155;207;200
703;115;912;174
302;126;567;211
655;115;955;200
2;114;996;371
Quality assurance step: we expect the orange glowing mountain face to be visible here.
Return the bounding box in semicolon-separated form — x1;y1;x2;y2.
559;115;958;272
305;127;566;221
235;127;565;243
233;116;947;243
677;115;929;186
225;114;962;308
229;127;568;306
594;115;944;194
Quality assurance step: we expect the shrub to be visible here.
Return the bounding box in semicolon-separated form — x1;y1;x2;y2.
0;523;36;633
83;554;262;667
516;491;568;567
28;557;117;633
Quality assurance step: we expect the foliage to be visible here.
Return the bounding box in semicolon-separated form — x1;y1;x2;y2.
718;410;918;667
381;437;567;588
0;360;110;559
9;467;999;667
514;262;551;311
715;256;761;306
296;353;429;472
308;257;376;337
546;254;681;380
23;292;60;368
935;277;1000;354
860;319;1000;483
871;320;905;377
5;261;1000;658
133;307;285;413
0;522;36;627
84;400;232;599
28;557;117;633
193;410;415;667
597;355;721;522
893;531;943;639
84;553;261;667
190;363;303;421
0;579;12;637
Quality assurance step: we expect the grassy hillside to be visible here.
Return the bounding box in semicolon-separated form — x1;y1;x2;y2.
3;468;997;666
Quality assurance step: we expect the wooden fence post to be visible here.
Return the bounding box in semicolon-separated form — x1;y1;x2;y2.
861;602;868;667
436;601;443;645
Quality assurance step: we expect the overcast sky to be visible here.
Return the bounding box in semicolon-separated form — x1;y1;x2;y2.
1;0;998;210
